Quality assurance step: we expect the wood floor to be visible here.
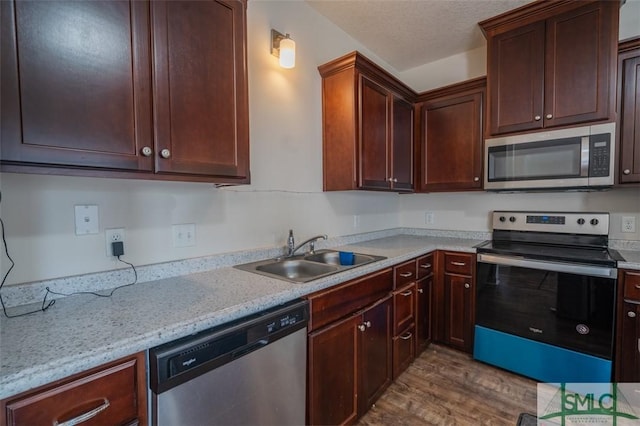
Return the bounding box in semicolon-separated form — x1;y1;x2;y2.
357;344;538;426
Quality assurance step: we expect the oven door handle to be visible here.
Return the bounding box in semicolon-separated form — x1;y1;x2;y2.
477;253;617;279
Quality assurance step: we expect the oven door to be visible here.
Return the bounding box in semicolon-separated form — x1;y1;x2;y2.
475;253;616;359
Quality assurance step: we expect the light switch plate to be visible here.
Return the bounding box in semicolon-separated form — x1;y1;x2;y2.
173;223;196;247
74;205;99;235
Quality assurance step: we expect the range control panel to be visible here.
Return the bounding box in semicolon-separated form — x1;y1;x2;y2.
492;211;609;235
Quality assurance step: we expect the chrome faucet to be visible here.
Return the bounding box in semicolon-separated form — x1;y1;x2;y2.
286;230;327;257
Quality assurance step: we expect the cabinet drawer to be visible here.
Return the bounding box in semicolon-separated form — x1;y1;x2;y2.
392;325;415;379
443;252;473;275
416;253;434;279
394;260;416;289
393;282;416;335
623;271;640;302
3;353;145;426
307;268;393;332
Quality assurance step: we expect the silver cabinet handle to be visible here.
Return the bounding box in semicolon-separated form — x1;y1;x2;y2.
364;321;371;328
399;272;413;278
635;284;640;289
473;177;480;182
392;178;398;183
623;169;631;175
464;283;470;289
417;288;424;294
419;263;432;269
160;148;171;159
451;261;466;266
141;146;152;157
546;114;553;119
54;398;110;426
629;311;637;318
400;290;412;297
400;332;413;340
534;115;541;121
358;324;366;332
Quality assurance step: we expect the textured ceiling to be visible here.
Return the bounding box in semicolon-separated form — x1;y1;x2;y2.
306;0;532;71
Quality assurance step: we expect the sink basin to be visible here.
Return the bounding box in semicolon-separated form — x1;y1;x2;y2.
304;250;377;266
256;259;339;281
234;249;386;283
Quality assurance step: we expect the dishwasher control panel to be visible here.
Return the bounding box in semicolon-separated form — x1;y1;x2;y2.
149;299;309;394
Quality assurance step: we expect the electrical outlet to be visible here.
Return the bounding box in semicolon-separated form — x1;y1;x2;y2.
173;224;196;247
622;216;636;233
105;228;125;256
425;211;435;225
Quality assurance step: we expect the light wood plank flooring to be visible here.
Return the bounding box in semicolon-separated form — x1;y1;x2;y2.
357;344;538;426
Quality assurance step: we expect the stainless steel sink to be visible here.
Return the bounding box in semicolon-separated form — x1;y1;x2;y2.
256;259;339;281
234;250;386;283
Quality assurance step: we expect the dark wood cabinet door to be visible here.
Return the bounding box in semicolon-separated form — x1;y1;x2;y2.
359;297;392;415
616;302;640;382
151;0;249;179
445;273;473;353
308;314;360;426
618;40;640;184
393;282;416;335
415;276;433;355
487;21;545;135
391;96;414;191
1;0;153;171
359;76;390;190
544;1;617;129
421;90;483;191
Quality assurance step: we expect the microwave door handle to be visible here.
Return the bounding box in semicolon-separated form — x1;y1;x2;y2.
476;253;617;279
581;136;589;177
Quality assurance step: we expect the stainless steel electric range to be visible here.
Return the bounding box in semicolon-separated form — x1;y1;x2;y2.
474;211;623;383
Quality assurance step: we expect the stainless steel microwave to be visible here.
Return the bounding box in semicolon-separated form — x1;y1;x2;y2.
484;122;615;191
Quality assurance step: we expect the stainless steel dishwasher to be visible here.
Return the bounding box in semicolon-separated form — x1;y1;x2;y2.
149;299;309;426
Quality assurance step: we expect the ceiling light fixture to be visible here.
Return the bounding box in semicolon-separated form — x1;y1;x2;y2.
271;29;295;69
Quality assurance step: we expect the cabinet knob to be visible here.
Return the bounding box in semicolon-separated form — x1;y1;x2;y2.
141;146;153;157
464;283;470;289
473;177;480;182
545;114;553;119
358;324;366;332
364;321;372;328
393;178;398;183
623;169;631;175
629;311;637;318
417;288;424;294
534;115;541;121
160;149;171;159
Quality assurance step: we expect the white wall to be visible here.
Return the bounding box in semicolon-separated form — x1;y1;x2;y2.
1;1;639;286
0;1;401;286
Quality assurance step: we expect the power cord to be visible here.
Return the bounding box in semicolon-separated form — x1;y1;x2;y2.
0;191;138;318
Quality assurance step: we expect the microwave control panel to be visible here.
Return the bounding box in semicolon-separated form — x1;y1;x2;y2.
588;133;611;177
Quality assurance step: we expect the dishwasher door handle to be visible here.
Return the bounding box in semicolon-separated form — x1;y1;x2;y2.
232;339;269;359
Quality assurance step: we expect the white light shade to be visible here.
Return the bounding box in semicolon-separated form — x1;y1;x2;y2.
279;37;295;69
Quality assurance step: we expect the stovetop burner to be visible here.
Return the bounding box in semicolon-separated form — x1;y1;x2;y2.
478;211;622;267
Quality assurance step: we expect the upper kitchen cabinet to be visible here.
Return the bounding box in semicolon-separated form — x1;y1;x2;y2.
480;0;619;136
1;0;249;184
617;38;640;184
319;52;417;192
417;78;485;192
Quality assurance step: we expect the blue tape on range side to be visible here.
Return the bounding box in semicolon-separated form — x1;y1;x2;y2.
473;325;612;383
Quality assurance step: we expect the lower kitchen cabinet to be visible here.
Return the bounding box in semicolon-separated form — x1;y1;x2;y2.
615;270;640;382
392;281;416;379
306;269;393;425
1;352;147;426
435;251;476;353
415;253;434;355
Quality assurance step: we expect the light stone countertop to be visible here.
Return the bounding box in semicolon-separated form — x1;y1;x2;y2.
0;234;484;400
617;250;640;270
